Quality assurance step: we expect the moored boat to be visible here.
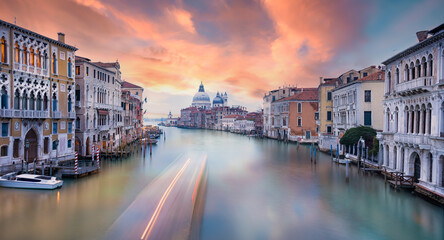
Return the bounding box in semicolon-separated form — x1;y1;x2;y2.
0;173;63;190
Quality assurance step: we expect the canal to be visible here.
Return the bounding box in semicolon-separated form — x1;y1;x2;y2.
0;126;443;240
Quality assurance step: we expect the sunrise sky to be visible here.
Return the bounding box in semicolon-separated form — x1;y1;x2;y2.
2;0;443;118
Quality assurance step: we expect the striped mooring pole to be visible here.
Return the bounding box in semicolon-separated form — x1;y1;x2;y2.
74;151;78;175
92;145;95;163
96;146;100;168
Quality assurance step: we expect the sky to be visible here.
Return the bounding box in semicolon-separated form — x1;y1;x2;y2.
1;0;443;118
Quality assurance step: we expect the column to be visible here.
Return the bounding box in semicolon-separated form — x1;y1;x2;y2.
419;109;424;134
408;110;412;133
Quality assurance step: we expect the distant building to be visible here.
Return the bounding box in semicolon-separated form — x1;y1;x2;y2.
191;82;211;110
317;78;339;151
332;68;385;137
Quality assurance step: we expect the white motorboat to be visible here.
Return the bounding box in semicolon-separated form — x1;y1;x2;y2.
0;173;63;190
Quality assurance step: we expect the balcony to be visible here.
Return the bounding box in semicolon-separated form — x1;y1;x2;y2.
67;112;76;119
394;133;431;149
11;109;49;118
52;111;61;119
0;109;13;118
98;125;110;132
13;63;48;77
116;121;124;127
395;77;433;95
114;106;123;111
95;103;111;109
75;101;81;108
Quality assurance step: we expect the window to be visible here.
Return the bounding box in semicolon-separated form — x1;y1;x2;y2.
68;122;72;133
53;122;58;134
315;112;319;120
52;52;57;74
13;139;19;158
283;117;286;126
1;122;8;137
94;69;96;78
364;111;372;126
1;86;7;109
327;126;332;133
327;91;332;101
52;141;57;150
52;93;57;111
354;77;358;80
76;66;80;75
67;139;72;148
363;72;368;77
76;117;80;129
86;66;89;76
346;77;350;83
297;117;302;127
1;37;6;63
364;90;371;102
327;111;332;121
1;145;7;156
44;138;49;154
297;103;302;113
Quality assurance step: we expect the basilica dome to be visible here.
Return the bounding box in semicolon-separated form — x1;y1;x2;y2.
191;82;211;109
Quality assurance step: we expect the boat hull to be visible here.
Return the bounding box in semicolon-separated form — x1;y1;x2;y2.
0;180;63;190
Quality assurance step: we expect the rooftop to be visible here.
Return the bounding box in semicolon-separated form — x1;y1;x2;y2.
122;81;143;89
275;89;319;102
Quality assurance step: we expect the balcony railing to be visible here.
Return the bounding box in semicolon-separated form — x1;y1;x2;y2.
9;109;50;118
0;109;13;118
394;133;430;146
395;77;433;93
52;111;61;119
13;63;48;77
75;101;81;108
116;121;124;127
67;112;76;119
98;125;110;131
95;103;111;109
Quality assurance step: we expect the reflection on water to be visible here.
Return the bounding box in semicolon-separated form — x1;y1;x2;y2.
0;127;443;240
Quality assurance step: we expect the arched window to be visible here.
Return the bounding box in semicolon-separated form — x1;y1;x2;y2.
428;54;433;76
394;107;399;133
410;62;415;79
30;47;34;66
52;93;57;112
416;59;421;78
14;90;20;110
422;57;427;76
68;95;72;112
1;37;6;63
386;108;390;132
22;91;28;110
1;86;7;109
68;58;72;78
36;48;41;68
14;42;19;63
76;117;80;129
29;92;35;110
52;53;57;74
23;46;28;65
395;68;399;84
404;64;409;81
43;93;48;111
428;153;433;182
43;53;47;70
387;72;391;93
36;93;42;111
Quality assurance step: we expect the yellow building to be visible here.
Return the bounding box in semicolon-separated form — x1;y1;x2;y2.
0;19;77;168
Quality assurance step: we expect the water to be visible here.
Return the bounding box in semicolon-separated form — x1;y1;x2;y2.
0;127;443;240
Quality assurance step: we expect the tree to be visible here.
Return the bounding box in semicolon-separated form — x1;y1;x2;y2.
339;126;376;151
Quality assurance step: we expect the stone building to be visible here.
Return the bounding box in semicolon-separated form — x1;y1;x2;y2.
0;19;77;167
74;56;123;156
317;78;339;151
379;23;444;196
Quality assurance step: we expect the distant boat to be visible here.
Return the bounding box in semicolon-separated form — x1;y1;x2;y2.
0;173;63;190
141;138;158;144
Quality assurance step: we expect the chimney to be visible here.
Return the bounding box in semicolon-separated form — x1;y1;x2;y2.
58;32;65;43
416;31;428;42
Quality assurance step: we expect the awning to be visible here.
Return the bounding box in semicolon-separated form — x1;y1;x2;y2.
98;110;109;115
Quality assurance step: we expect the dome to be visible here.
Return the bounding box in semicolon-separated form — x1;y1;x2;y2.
193;92;211;102
191;82;211;109
213;95;224;105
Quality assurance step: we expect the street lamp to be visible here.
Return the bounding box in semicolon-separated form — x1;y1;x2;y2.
25;139;29;173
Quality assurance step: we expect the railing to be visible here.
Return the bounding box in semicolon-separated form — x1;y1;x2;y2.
116;122;124;127
67;112;76;119
98;125;110;131
52;111;61;119
395;77;433;92
0;109;13;118
75;101;81;108
394;133;430;145
114;106;123;111
13;63;48;76
10;109;49;118
95;103;111;109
